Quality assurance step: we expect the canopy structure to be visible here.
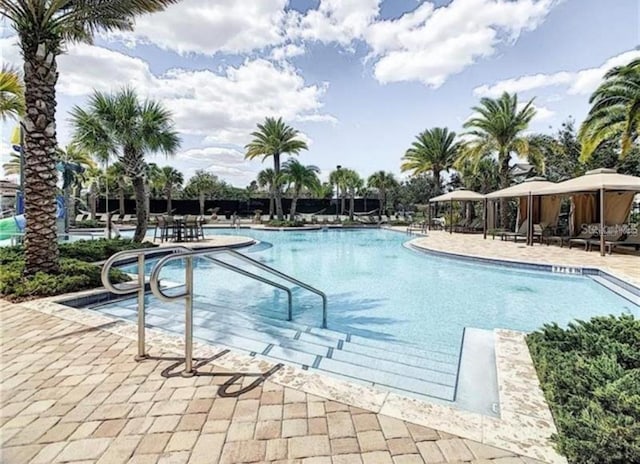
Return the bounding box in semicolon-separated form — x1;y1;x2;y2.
537;169;640;255
428;189;485;235
485;177;560;245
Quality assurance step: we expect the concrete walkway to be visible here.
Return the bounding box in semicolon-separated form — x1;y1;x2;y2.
0;300;540;464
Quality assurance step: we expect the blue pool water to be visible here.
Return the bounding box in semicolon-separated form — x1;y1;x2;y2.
122;228;638;350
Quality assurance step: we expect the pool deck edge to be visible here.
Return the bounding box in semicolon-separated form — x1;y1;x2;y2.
17;291;567;463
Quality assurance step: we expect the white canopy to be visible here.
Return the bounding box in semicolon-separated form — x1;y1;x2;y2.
429;189;484;203
537;169;640;195
485;177;556;199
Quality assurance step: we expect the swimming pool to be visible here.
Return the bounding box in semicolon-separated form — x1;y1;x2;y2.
93;228;637;408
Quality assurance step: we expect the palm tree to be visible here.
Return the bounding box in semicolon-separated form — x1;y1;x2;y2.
257;168;281;219
186;170;218;216
579;58;640;161
71;88;180;242
367;171;398;219
460;92;542;228
2;0;177;273
83;167;104;220
0;65;24;120
157;166;183;214
281;159;320;220
245;117;308;220
342;169;363;220
401;127;459;195
2;152;20;175
329;169;349;215
105;162;129;215
57;144;96;224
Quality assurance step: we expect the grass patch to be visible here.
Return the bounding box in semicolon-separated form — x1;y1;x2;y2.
527;315;640;464
0;238;156;302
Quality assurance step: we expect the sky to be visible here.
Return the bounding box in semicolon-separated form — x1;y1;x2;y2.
1;0;638;186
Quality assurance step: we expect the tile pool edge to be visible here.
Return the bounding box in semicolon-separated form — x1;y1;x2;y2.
407;241;640;303
14;289;567;463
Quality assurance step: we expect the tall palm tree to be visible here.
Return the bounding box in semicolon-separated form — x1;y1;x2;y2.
245;117;308;220
83;166;104;220
157;166;183;213
281;159;320;220
186;170;218;216
71;88;180;242
0;65;24;120
579;58;640;161
105;162;129;215
460;92;542;228
329;168;349;215
342;169;363;220
257;168;281;219
367;171;398;219
401;127;459;195
2;0;178;273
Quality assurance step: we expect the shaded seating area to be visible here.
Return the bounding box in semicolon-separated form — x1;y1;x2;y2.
428;189;486;235
485;177;560;246
537;168;640;256
153;215;205;243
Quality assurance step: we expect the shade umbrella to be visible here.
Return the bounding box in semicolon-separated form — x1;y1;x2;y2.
429;189;485;234
537;169;640;255
485;177;556;245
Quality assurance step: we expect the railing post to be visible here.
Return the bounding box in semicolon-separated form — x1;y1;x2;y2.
135;253;148;361
183;255;195;377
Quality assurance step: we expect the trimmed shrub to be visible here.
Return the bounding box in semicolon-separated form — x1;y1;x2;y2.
527;315;640;464
266;220;305;227
0;259;129;301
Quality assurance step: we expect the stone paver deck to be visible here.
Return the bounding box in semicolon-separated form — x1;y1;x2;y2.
0;300;542;464
408;230;639;287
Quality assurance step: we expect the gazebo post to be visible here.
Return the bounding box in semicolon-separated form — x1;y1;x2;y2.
600;187;605;256
449;200;453;234
483;198;488;239
427;202;431;231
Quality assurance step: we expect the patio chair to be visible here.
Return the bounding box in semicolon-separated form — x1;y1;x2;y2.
120;214;135;224
183;215;201;241
500;220;528;241
586;229;625;252
603;232;640;254
568;225;599;250
74;213;88;223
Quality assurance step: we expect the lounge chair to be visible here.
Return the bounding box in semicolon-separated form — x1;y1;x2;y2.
500;220;528;241
568;225;600;250
586;230;625;252
120;214;135;224
603;233;640;254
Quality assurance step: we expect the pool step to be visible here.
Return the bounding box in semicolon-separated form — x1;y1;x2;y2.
91;299;460;402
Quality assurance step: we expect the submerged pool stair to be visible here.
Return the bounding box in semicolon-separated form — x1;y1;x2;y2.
91;297;460;403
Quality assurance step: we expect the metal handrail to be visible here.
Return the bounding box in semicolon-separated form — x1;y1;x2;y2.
101;246;189;361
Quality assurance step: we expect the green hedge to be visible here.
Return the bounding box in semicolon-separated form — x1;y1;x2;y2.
0;238;156;264
0;238;156;301
527;315;640;464
266;220;306;227
0;259;129;301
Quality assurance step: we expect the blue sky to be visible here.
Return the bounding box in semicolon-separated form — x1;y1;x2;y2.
1;0;638;186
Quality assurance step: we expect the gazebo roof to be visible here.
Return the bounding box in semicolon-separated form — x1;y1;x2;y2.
485;177;556;199
536;169;640;195
429;189;484;203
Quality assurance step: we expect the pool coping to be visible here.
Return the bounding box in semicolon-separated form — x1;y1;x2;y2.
406;240;640;303
15;288;567;464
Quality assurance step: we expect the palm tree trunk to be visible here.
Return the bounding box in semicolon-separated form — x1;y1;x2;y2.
22;44;60;274
341;195;345;216
499;150;511;229
199;192;205;216
132;176;147;242
89;183;97;220
119;187;125;215
273;153;284;220
350;194;355;221
269;194;274;219
290;196;298;220
166;188;172;214
378;192;385;219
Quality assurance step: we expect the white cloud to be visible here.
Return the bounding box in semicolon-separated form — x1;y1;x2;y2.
366;0;557;87
270;44;306;61
291;0;381;45
1;37;334;148
474;49;640;97
109;0;289;55
518;102;555;123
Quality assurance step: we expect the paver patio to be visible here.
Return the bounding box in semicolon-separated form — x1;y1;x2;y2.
0;300;543;464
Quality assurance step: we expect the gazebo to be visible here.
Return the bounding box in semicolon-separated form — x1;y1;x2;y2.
428;189;485;234
537;168;640;255
485;177;559;245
